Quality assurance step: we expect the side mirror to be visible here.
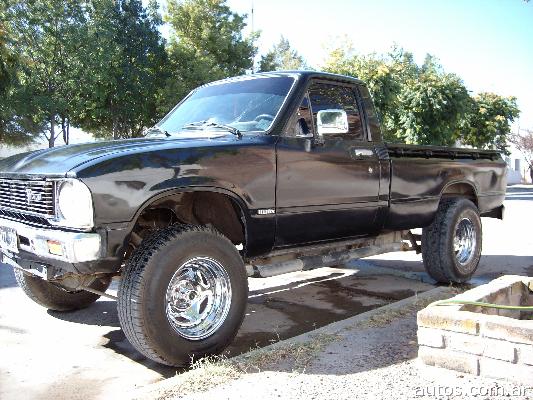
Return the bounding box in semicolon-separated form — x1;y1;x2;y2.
317;109;348;137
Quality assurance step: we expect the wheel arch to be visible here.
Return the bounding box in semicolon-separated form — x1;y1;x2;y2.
124;187;250;258
440;181;479;207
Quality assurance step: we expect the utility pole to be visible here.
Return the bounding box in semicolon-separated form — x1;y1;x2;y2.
251;0;255;73
251;0;254;35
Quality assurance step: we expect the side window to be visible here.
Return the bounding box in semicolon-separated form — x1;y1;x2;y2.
308;83;364;140
286;93;313;136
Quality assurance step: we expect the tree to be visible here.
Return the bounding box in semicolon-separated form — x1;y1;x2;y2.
0;14;37;147
0;20;14;96
75;0;168;139
160;0;257;112
259;36;307;72
167;0;255;76
393;55;471;146
460;93;520;153
6;0;89;147
323;45;500;147
323;45;401;136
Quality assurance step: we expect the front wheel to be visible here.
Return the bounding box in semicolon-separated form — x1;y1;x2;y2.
117;225;248;366
422;198;482;283
14;269;110;311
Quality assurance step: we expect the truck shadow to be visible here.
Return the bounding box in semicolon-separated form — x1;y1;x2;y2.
0;263;17;289
364;254;533;282
47;269;432;376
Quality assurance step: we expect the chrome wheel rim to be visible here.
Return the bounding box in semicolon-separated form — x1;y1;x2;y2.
165;257;232;340
453;218;476;266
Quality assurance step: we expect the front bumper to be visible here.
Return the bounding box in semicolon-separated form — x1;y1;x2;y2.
0;217;103;263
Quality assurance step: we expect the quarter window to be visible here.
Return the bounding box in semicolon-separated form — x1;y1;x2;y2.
285;93;313;137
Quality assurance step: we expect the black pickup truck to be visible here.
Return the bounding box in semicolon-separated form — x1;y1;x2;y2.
0;71;506;366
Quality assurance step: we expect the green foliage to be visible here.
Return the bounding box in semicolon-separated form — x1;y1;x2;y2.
259;36;307;72
0;19;15;95
394;55;471;146
8;0;89;147
160;0;257;112
2;0;80;147
323;44;518;150
2;0;256;145
74;0;168;139
167;0;255;76
324;45;402;140
0;12;39;147
460;93;519;153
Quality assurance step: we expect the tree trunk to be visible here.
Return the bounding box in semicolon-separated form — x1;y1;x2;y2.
61;116;70;145
48;117;56;148
529;165;533;184
111;99;119;140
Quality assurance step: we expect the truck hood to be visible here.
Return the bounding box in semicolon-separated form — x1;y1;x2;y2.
0;134;238;179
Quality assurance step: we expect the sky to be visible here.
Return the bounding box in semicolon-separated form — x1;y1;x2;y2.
220;0;533;130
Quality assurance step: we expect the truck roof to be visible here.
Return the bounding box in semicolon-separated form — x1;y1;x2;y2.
204;70;366;87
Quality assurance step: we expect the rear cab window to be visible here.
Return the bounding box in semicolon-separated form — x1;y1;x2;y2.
356;84;382;142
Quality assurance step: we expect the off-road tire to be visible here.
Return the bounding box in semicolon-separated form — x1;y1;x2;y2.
14;269;111;311
422;198;482;283
117;225;248;367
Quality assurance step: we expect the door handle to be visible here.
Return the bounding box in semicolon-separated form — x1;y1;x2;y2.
352;149;374;159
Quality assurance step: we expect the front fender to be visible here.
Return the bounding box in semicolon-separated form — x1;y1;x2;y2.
74;136;277;225
72;135;278;258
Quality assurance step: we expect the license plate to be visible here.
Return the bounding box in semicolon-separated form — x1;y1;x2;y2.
0;226;18;254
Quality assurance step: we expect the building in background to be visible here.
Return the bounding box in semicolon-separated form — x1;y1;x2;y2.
506;144;531;185
505;125;532;185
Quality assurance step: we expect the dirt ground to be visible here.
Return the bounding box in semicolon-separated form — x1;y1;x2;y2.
1;185;532;400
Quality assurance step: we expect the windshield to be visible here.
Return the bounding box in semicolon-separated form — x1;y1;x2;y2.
156;76;295;136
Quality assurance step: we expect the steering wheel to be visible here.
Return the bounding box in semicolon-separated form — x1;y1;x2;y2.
254;114;275;122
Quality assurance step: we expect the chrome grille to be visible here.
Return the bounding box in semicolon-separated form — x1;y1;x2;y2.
0;179;55;218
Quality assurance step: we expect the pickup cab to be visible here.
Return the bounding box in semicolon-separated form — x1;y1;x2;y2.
0;71;506;366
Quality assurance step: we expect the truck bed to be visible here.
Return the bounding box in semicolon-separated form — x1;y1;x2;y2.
382;143;507;230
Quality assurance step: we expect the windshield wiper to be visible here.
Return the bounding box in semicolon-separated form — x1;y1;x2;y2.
183;121;242;139
205;122;243;139
145;126;170;137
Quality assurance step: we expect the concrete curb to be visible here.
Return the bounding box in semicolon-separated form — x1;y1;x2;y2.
134;285;456;399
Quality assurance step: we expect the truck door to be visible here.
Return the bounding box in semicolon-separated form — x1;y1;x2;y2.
275;80;381;246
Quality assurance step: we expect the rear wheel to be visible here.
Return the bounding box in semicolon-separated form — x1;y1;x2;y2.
422;198;482;283
14;269;110;311
117;225;247;366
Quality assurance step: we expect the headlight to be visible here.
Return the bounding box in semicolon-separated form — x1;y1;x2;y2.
54;179;94;230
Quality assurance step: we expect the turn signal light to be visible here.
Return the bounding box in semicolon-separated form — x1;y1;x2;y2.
47;240;64;256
